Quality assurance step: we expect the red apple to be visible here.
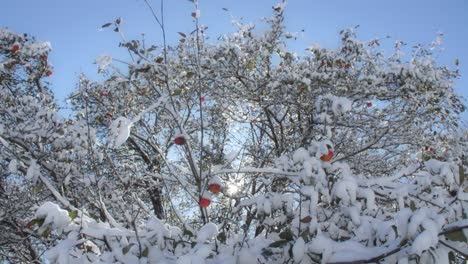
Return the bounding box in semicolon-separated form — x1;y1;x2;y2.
208;183;221;194
366;102;372;107
199;197;211;208
200;97;205;103
174;136;186;145
12;44;19;53
45;70;52;77
320;150;333;161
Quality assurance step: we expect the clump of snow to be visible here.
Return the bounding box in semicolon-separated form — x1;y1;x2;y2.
292;237;305;263
146;218;170;248
35;202;71;234
196;222;218;243
45;231;83;263
293;147;309;163
8;159;18;173
316;94;353;116
209;175;223;186
108;117;132;148
26;159;40;183
358;188;377;211
407;210;441;256
332;175;358;206
95;54;112;72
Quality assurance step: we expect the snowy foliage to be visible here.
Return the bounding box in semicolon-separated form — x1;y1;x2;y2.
1;2;467;264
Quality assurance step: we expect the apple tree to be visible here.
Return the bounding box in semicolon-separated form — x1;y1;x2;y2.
1;1;467;263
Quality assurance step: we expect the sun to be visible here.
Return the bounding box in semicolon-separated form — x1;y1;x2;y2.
226;182;240;195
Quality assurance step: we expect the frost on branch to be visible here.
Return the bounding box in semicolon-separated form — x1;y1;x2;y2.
35;202;71;234
95;54;112;73
108;116;132;148
31;142;467;263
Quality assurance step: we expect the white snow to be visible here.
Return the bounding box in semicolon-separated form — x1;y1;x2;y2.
410;230;433;256
292;237;305;263
26;159;39;182
95;54;112;72
208;175;223;186
108;116;132;148
8;159;17;173
35;202;71;234
196;222;218;243
45;231;83;264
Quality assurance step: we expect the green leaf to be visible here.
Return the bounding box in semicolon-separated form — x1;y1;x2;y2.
69;210;78;221
262;248;273;257
32;184;43;193
448;251;456;263
455;58;459;66
155;57;164;63
279;228;294;241
141;247;149;257
101;23;112;28
445;230;467;242
172;89;182;96
178;32;186;38
26;218;40;228
268;239;288;248
399;238;408;247
122;244;134;255
217;231;226;243
183;228;194;238
147;45;157;52
186;72;195;79
43;228;51;237
247;61;255;71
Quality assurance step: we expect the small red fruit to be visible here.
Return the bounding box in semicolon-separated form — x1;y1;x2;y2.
344;64;350;70
45;70;52;77
199;197;211;208
320;149;334;161
12;44;19;53
366;102;372;107
174;136;186;145
208;183;221;194
320;145;334;162
200;97;205;103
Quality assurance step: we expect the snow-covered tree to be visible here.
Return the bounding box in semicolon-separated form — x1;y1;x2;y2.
1;2;467;263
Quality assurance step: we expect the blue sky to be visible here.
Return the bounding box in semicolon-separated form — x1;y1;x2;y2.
1;0;467;121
